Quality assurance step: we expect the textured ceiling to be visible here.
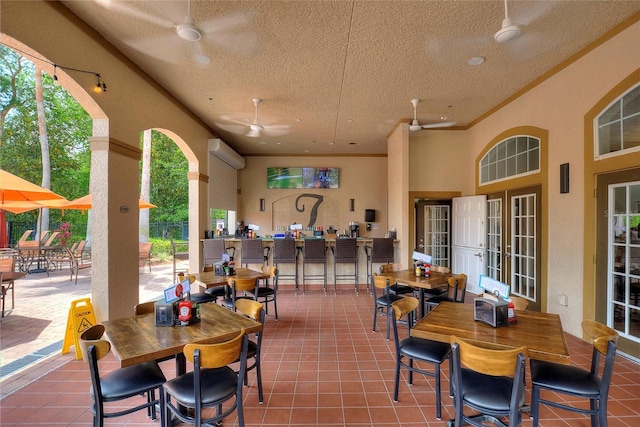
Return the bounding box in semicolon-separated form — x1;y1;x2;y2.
59;0;640;156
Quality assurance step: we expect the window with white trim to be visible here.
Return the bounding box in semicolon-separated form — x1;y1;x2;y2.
596;83;640;157
480;136;540;185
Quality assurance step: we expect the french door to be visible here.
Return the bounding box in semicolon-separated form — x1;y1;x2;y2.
487;186;541;311
597;169;640;358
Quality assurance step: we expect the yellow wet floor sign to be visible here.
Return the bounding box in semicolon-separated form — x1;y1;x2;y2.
62;298;97;360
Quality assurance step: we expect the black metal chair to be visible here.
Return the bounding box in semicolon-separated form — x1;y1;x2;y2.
331;237;358;294
79;325;167;427
221;277;258;310
448;336;528;427
424;273;467;313
162;330;249;427
273;238;300;292
177;273;220;304
379;263;414;296
301;238;327;294
530;320;619;427
390;296;452;420
245;265;279;319
365;238;395;293
372;273;404;340
241;239;270;269
234;299;266;404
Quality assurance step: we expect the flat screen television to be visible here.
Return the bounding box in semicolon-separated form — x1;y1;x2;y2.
267;167;339;189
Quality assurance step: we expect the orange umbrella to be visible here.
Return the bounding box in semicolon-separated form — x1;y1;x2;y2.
64;194;156;211
0;170;66;204
0;198;70;214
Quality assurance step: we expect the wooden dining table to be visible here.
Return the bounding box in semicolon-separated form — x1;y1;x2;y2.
411;301;570;364
190;267;269;293
384;269;451;318
102;302;262;374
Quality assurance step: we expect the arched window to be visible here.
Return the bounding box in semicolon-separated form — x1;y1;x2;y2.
479;135;540;185
596;83;640;158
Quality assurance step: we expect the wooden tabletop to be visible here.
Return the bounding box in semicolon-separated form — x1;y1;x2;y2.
191;267;268;291
102;303;262;368
384;269;450;290
411;301;570;365
1;271;27;282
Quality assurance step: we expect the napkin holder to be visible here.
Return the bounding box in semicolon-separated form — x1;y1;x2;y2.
474;297;509;328
155;300;175;326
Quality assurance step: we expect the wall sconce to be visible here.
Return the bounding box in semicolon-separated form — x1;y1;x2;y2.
560;163;569;194
259;198;266;211
349;199;355;212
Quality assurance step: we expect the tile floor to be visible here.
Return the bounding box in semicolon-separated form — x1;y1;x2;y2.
1;264;639;426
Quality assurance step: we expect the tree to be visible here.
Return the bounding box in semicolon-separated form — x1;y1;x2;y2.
35;64;52;238
139;129;151;241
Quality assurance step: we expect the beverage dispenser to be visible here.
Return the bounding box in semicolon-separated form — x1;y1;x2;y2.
349;221;360;238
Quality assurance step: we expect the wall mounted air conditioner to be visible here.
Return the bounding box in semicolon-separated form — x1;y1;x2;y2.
208;138;245;169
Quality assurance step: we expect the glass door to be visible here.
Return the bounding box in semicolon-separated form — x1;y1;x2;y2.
423;205;450;267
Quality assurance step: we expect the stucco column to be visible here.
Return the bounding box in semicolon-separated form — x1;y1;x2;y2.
387;124;411;269
90;136;142;322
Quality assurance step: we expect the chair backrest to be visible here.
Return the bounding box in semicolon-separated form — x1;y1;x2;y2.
390;296;420;339
273;238;298;263
241;239;267;265
228;276;258;293
447;274;467;302
184;329;247;369
303;239;326;262
333;238;357;262
509;295;529;311
134;301;156;316
431;265;451;274
18;230;33;242
451;335;528;377
79;324;111;362
0;257;15;273
378;264;396;274
582;319;619;381
43;231;60;246
203;239;226;264
139;242;153;256
39;230;50;244
74;240;87;257
371;238;394;263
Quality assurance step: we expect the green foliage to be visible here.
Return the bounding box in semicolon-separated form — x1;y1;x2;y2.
150;237;175;262
143;130;188;223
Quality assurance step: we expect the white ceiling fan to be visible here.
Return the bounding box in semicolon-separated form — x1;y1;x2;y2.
409;99;456;131
216;98;290;138
176;0;201;41
494;0;521;44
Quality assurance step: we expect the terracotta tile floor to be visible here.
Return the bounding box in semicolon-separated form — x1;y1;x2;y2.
1;264;639;426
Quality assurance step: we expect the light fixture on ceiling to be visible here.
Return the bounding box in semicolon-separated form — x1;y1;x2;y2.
467;56;485;66
494;0;521;44
176;0;202;41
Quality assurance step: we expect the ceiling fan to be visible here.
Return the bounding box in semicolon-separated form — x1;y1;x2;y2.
494;0;521;43
176;0;201;41
216;99;290;138
409;99;456;131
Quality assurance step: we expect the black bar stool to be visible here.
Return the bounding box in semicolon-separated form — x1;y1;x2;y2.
331;237;358;294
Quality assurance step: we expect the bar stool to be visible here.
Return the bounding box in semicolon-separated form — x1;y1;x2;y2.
301;239;327;294
202;239;234;269
331;237;358;294
273;238;300;293
241;239;270;269
365;238;394;293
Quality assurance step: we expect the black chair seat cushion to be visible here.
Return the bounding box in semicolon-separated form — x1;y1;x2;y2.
205;287;226;297
253;287;275;297
460;368;524;412
389;284;414;295
426;295;454;304
375;294;403;306
163;366;237;406
94;361;166;400
531;359;601;396
221;296;252;308
399;337;451;363
190;292;219;303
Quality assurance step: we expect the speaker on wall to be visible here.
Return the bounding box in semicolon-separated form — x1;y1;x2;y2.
560;163;569;194
365;209;376;223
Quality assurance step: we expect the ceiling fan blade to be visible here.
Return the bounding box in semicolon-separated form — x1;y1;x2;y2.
215;122;248;135
94;0;175;29
421;121;457;129
262;125;291;137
